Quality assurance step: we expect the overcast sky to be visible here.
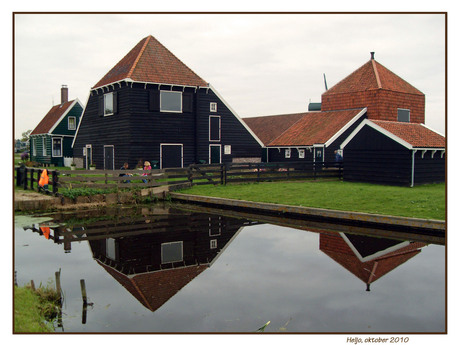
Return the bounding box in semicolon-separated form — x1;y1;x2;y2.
13;12;447;139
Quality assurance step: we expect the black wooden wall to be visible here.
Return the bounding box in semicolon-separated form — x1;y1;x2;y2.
73;82;262;169
342;125;412;186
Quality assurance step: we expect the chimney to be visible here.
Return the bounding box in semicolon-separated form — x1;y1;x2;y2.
61;85;68;104
370;52;375;60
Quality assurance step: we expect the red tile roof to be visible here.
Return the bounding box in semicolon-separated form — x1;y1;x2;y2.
371;120;445;148
244;109;364;147
93;35;208;89
30;100;74;135
243;113;305;146
323;58;423;96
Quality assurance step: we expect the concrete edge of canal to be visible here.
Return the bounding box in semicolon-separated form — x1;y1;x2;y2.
169;193;446;233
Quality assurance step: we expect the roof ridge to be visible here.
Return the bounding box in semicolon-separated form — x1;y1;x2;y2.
127;35;151;79
371;59;382;89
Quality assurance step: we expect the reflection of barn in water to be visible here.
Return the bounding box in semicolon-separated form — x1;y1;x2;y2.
84;210;255;312
319;232;426;291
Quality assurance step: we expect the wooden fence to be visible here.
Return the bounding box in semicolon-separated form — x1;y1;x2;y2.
15;161;343;195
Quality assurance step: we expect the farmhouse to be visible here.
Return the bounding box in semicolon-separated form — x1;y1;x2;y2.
340;119;445;186
72;35;263;170
244;108;367;163
30;85;83;167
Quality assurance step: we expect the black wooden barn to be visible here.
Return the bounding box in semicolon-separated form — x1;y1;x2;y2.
72;35;263;169
340;119;445;186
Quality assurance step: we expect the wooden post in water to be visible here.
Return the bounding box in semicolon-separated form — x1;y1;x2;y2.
80;279;87;305
55;270;62;300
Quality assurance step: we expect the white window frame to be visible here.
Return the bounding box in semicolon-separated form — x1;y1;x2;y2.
285;148;291;159
160;143;184;169
161;241;183;264
210;239;218;249
210;102;217;112
209;115;221;142
298;149;305;159
42;137;47;156
104;92;114;116
32;138;36;156
106;238;116;261
224;145;232;155
397;108;410;122
160;90;182;113
52;137;63;157
68;116;76;130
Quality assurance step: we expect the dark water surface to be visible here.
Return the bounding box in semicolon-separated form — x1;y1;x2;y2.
14;205;445;333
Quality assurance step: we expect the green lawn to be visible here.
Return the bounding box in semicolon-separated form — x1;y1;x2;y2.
14;286;54;333
179;181;446;220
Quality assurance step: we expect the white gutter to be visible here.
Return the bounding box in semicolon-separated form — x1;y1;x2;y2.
411;149;415;187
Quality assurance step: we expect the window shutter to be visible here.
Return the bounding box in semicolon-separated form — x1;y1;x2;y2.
182;93;193;113
149;90;160;112
112;92;118;114
98;96;104;116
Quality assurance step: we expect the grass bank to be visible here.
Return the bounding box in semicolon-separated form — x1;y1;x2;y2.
179;181;445;220
14;284;61;333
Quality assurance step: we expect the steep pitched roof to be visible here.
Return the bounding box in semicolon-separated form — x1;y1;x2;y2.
323;58;423;96
370;120;445;148
30;100;75;135
93;35;208;89
243;109;365;147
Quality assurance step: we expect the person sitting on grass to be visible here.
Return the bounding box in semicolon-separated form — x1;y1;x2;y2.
142;161;151;183
119;162;132;183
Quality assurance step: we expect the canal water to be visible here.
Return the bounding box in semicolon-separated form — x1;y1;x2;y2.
14;204;445;333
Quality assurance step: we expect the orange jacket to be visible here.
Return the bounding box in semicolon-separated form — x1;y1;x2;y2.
39;169;49;187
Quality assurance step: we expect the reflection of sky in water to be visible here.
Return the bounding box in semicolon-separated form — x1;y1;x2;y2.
14;216;445;333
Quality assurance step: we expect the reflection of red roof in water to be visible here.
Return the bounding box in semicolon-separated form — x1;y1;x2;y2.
98;261;207;312
319;232;426;288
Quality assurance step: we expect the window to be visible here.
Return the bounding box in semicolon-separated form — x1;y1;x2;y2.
210;102;217;112
285;148;291;159
160;91;182;113
32;138;36;156
224;145;232;155
42;137;47;156
104;93;114;116
106;238;116;260
209;116;221;141
161;241;183;264
397;108;410;122
68;116;76;130
52;138;62;157
210;239;218;249
298;149;305;159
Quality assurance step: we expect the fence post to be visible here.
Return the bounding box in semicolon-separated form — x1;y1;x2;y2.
31;168;36;190
52;170;59;194
23;167;28;190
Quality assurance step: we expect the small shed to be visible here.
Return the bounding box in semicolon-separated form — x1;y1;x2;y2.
340;119;445;186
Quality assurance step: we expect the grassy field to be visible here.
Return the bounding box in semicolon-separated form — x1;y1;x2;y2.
179;180;446;220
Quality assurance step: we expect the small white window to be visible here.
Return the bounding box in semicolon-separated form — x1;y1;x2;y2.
210;102;217;112
161;241;183;264
224;145;232;155
285;148;291;159
160;91;182;113
104;93;114;116
106;238;116;260
397;108;410;122
68;116;76;130
42;137;47;156
210;239;218;249
298;149;305;159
